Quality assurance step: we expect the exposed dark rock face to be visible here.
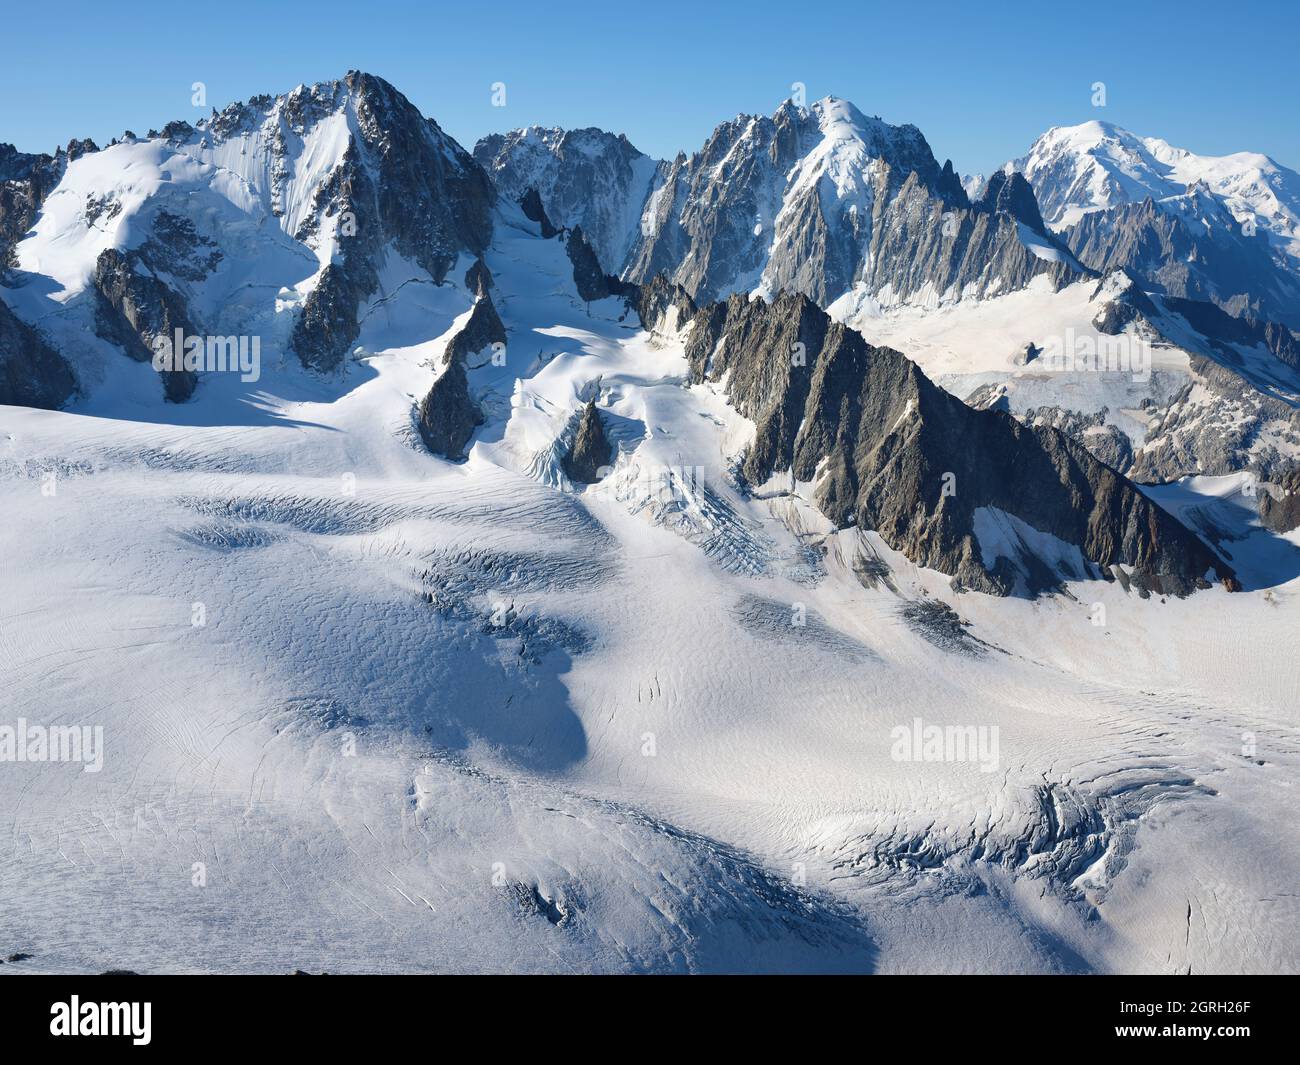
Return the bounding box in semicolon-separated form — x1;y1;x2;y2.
1129;356;1300;484
620;273;698;333
277;72;493;371
976;169;1051;238
417;357;482;459
854;172;1081;310
80;205;222;402
936;159;969;208
518;187;559;238
291;258;377;374
465;257;493;296
416;293;505;459
140;210;223;280
562;400;613;483
0;138;103;268
1258;465;1300;533
965;385;1139;473
1022;406;1135;473
566;226;613;302
65;138;99;161
1062;191;1300;329
444;291;506;365
0;143;65;267
685;292;1232;597
347;73;492;266
92;247;197;402
1113;293;1300;483
0;297;77;408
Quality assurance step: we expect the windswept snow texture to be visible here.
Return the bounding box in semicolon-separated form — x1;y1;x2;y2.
2;95;1300;974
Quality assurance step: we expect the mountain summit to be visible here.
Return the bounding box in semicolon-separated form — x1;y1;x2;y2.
479;95;1080;309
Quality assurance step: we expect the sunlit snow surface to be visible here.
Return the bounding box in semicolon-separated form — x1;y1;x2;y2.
3;209;1300;974
1014;119;1300;267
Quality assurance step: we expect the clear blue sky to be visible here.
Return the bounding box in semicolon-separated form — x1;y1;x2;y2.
3;0;1297;176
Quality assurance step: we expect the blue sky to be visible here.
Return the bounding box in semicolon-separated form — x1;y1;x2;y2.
3;0;1297;176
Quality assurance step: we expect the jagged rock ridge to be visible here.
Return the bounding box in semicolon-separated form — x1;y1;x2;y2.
680;291;1234;597
562;400;613;484
416;291;506;459
479;97;1084;310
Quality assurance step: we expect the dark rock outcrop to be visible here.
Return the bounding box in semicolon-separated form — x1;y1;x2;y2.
475;127;653;266
519;187;558;238
0;297;77;409
291;257;376;374
1162;296;1300;374
83;206;226;402
566;225;612;302
92;248;197;402
976;169;1051;238
416;357;481;460
685;291;1233;597
1092;273;1158;334
1022;406;1135;473
444;291;506;365
416;293;505;459
464;257;493;296
562;400;613;483
1258;465;1300;533
0;143;65;268
620;273;698;333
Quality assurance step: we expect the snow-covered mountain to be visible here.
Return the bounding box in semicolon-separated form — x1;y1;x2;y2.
473;126;657;280
1012;121;1300;326
1016;120;1300;244
2;72;492;406
3;73;1300;975
479;97;1083;310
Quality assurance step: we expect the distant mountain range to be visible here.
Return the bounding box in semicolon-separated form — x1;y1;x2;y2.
3;72;1297;596
1008;120;1300;327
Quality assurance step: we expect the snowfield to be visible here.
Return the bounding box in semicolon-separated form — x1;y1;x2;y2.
3;193;1299;974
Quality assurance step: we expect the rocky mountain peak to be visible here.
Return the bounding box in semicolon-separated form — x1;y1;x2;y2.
678;290;1233;597
562;399;614;484
977;169;1049;236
